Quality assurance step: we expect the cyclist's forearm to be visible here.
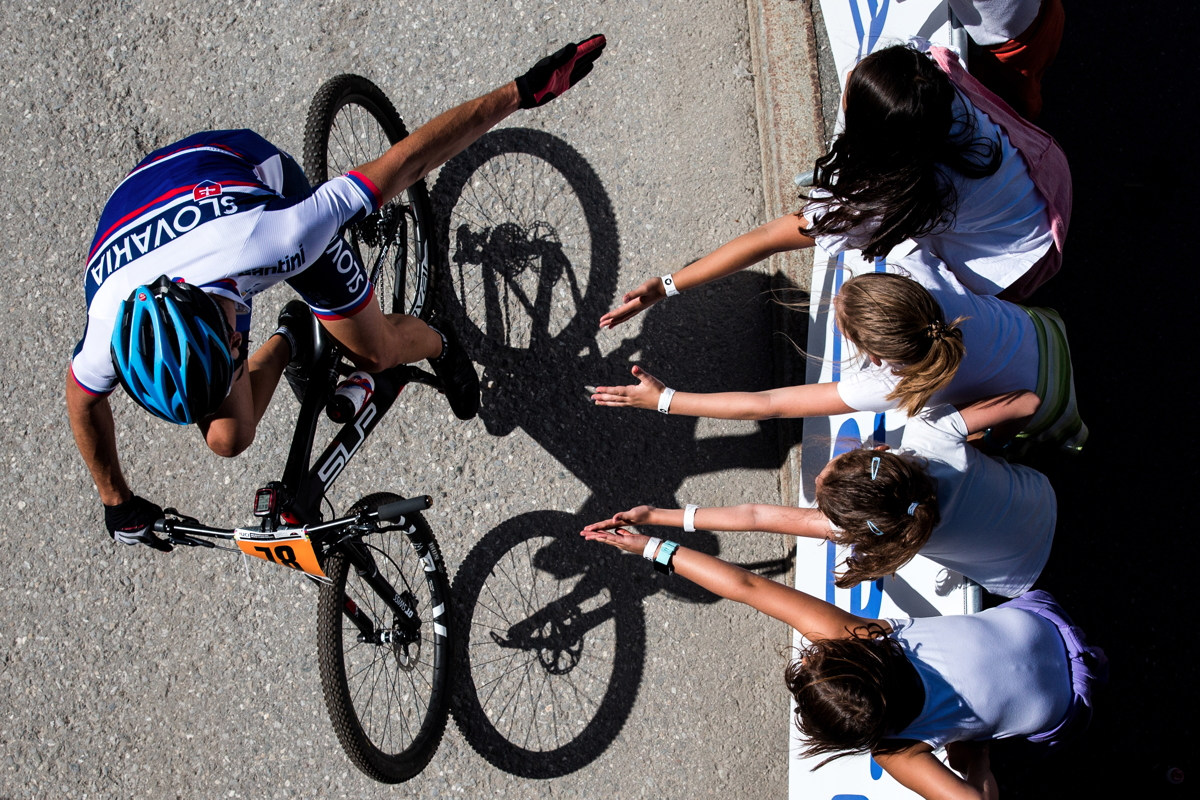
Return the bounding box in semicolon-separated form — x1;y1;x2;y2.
357;83;521;205
66;371;131;506
668;213;815;293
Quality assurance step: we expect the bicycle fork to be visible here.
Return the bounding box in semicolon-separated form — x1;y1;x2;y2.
339;534;436;645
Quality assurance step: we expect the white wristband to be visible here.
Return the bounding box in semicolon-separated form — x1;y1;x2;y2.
683;504;699;532
642;536;663;560
657;387;676;414
661;274;679;297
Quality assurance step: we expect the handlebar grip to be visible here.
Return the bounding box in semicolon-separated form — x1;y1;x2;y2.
152;518;169;533
376;495;432;522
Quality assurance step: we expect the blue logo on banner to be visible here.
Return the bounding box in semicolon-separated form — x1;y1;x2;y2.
849;0;892;56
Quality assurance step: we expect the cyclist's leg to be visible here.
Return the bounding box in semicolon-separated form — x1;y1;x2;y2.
289;235;441;370
198;297;290;457
322;303;441;371
291;233;478;418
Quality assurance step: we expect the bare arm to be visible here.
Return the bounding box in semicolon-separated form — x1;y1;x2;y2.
66;369;131;506
580;525;870;640
354;83;522;206
874;744;997;800
590;366;853;420
599;212;816;329
586;503;830;540
957;390;1040;438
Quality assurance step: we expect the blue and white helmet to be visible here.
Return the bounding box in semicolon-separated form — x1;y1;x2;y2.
110;275;234;424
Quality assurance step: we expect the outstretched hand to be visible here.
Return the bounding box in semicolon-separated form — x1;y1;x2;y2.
580;522;652;555
599;276;666;329
517;34;607;109
583;505;657;534
589;365;665;410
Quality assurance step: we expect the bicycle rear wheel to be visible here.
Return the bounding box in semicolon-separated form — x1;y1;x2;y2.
316;493;451;783
303;74;434;320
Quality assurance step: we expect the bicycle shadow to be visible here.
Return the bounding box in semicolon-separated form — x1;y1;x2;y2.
431;129;794;778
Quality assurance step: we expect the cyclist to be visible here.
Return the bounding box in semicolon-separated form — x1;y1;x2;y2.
67;35;606;550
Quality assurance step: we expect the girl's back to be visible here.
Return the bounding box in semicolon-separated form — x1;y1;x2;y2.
836;250;1039;413
923;90;1054;293
901;404;1055;596
886;606;1071;746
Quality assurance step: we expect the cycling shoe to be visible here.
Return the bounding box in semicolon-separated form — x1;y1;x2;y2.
275;299;319;402
428;321;480;420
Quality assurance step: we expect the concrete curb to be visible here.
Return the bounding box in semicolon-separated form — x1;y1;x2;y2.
746;0;825;506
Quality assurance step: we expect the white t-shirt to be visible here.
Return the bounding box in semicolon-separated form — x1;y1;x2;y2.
835;250;1039;414
900;404;1056;597
807;89;1053;294
887;606;1071;747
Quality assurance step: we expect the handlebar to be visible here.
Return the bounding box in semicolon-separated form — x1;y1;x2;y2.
151;494;434;549
377;495;432;522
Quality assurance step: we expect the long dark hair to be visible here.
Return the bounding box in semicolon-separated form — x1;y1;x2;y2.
805;44;1002;259
786;623;924;766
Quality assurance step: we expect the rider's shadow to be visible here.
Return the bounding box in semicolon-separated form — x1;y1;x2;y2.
432;129;795;778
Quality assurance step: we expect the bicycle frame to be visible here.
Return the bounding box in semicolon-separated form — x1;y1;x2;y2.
156;317;442;629
278;327;439;524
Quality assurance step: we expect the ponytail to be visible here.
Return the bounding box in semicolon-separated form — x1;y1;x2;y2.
836;273;966;417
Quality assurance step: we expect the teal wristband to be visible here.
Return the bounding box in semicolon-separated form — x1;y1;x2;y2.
653;540;680;574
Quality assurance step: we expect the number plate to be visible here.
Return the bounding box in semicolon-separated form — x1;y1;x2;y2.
234;527;328;581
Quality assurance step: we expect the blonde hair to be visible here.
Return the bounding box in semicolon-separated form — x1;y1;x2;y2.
835;273;966;416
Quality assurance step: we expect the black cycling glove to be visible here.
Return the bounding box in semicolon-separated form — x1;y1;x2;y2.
104;495;172;552
516;34;606;109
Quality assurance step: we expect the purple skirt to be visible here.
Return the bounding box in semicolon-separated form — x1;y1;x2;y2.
999;590;1108;746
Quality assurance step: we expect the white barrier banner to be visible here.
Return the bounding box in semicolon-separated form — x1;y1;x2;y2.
789;3;972;798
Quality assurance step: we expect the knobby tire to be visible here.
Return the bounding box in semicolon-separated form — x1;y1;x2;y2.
303;74;434;320
316;492;451;783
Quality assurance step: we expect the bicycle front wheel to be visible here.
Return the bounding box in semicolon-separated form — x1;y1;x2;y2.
316;493;451;783
303;74;434;320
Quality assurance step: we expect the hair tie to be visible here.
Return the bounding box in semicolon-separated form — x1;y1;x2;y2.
907;502;919;516
926;321;946;341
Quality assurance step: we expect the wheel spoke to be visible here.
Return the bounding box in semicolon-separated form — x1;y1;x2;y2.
315;489;448;782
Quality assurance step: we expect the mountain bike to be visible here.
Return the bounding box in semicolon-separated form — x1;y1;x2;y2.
152;74;450;784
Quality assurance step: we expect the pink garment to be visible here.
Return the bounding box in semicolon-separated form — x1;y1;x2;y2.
929;46;1071;293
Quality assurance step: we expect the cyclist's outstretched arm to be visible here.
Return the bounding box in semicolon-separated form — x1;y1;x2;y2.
353;84;521;205
599;211;816;329
590;365;853;419
355;34;606;205
585;503;830;540
581;525;867;640
67;370;168;548
67;371;131;507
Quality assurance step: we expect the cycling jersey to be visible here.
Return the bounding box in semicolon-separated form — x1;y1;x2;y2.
71;129;381;396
